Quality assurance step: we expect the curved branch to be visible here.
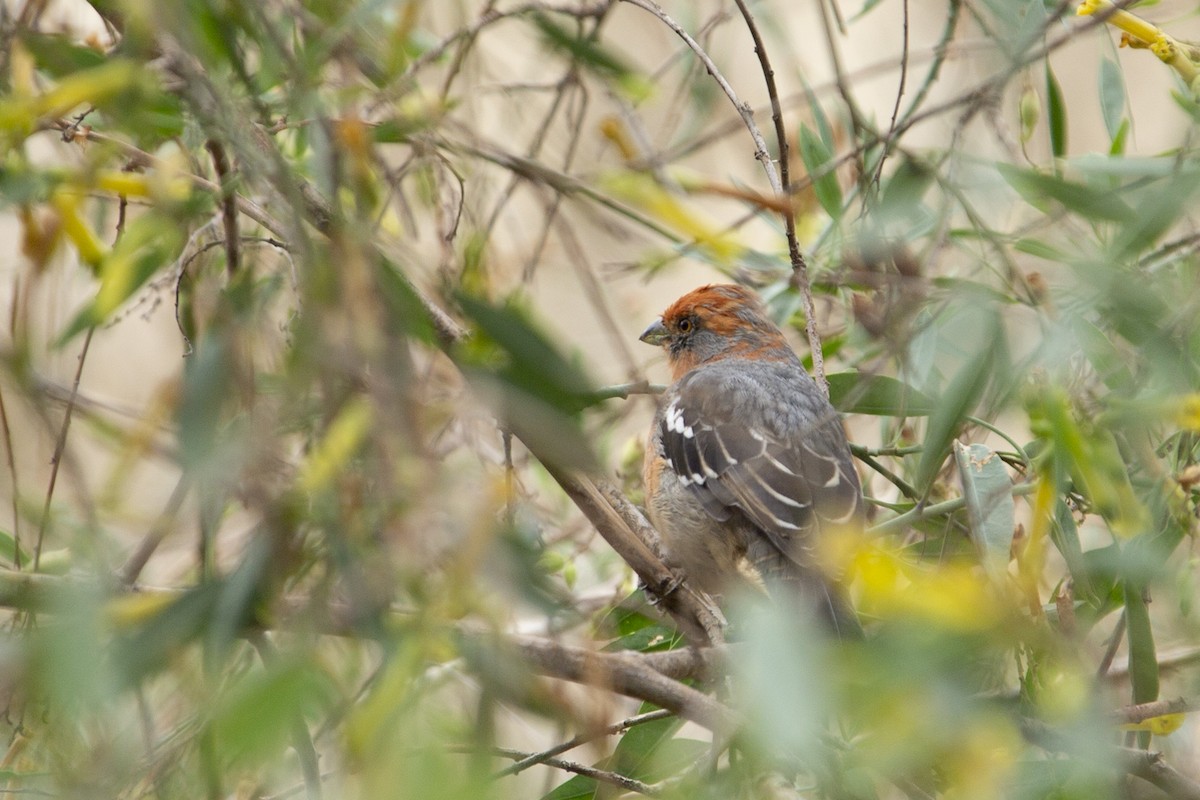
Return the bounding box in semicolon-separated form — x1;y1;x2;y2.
1123;748;1200;800
617;0;780;195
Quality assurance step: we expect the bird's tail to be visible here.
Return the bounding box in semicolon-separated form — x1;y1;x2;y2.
747;540;862;639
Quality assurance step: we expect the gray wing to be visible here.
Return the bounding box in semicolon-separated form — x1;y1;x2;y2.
659;362;862;567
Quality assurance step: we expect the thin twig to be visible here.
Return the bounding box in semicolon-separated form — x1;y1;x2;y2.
871;481;1038;534
1097;610;1127;679
590;381;667;401
617;0;781;194
895;0;961;131
854;449;921;501
495;708;673;777
0;388;19;570
731;0;827;392
205;140;241;276
869;0;911;194
33;170;114;567
493;747;660;795
46;120;288;240
119;474;192;586
376;1;613;114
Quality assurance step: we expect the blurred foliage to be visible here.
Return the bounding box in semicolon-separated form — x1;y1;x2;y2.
1;0;1200;798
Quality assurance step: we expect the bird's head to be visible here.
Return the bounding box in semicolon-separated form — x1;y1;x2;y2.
639;284;795;380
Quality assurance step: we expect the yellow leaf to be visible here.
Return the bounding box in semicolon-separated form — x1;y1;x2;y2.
94;170;155;198
1121;713;1187;736
92;214;163;317
297;397;374;493
105;590;178;629
1173;394;1200;431
50;187;106;269
601;171;745;264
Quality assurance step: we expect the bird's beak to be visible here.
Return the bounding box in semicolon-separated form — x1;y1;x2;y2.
639;319;670;346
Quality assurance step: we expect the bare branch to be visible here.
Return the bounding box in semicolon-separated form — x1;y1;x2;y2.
1115;698;1199;726
730;0;827;393
493;747;660;795
544;466;726;646
618;0;781;194
1123;748;1200;800
495;708;674;777
512;634;736;733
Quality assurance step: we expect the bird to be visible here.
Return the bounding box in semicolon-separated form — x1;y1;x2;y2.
639;284;863;636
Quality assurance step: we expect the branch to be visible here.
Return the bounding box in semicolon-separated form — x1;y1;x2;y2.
543;466;726;646
0;568;729;737
495;708;674;777
731;0;827;394
617;0;780;195
46;120;288;240
205;139;240;276
590;381;667;402
493;747;660;795
870;481;1038;534
512;635;736;733
1123;748;1200;800
1115;697;1199;725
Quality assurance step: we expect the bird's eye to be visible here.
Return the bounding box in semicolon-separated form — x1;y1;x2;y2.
677;317;693;333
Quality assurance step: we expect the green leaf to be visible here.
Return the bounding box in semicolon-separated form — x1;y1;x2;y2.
1099;57;1126;142
798;124;843;219
880;157;933;214
19;32;106;77
212;659;335;769
613;708;690;782
850;0;887;21
531;12;649;99
1049;497;1097;606
1045;63;1067;158
804;86;836;152
1019;87;1039;144
112;582;223;683
1066;154;1175;180
827;372;936;416
1014;237;1068;262
541;774;596;800
997;164;1132;222
953;441;1014;575
456;293;593;408
1112;171;1200;258
1109;117;1130;155
0;529;30;568
456;292;597;470
1125;580;1159;720
1069;315;1134;392
1030;390;1148;538
58;210;185;343
603;606;682;653
916;316;1001;492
